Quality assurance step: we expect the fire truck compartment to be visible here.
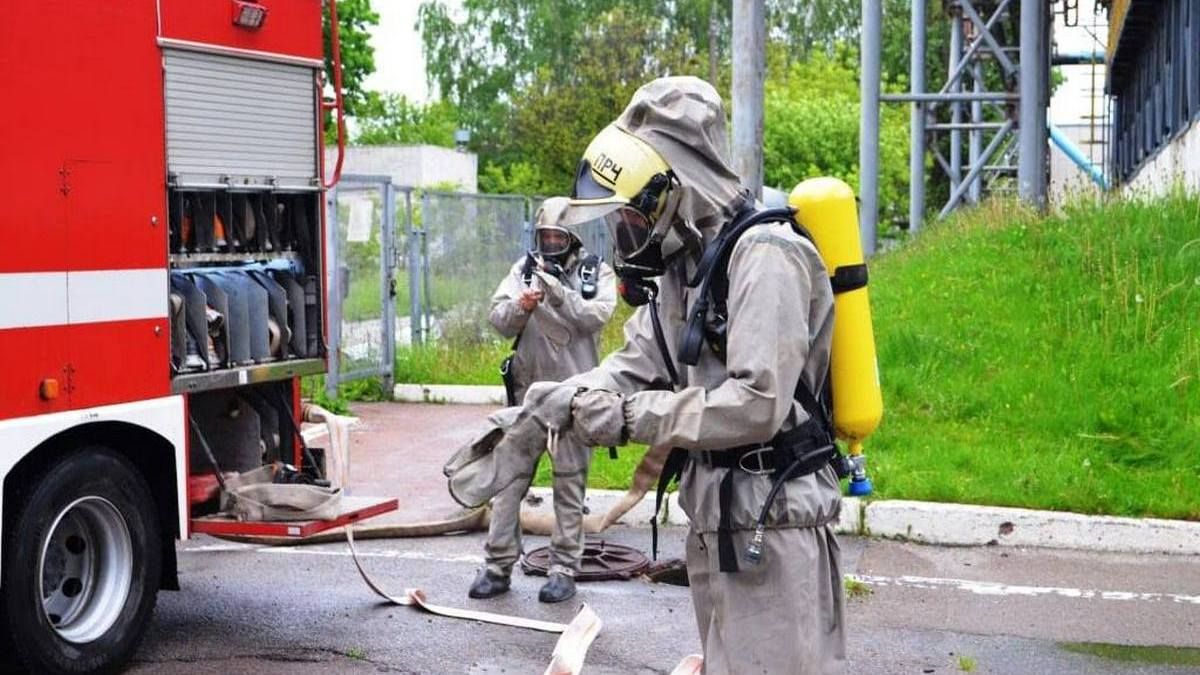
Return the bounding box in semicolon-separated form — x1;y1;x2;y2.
168;187;324;394
185;384;397;538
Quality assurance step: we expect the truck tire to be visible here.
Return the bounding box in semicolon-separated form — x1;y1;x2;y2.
2;448;162;674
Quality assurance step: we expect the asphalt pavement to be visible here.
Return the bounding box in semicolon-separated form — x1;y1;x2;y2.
119;402;1200;674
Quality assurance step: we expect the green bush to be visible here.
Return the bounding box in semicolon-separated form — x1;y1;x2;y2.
764;49;911;232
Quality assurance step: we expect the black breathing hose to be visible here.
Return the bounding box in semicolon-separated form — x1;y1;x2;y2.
644;282;681;389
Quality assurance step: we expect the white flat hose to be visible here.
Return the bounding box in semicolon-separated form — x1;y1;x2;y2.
669;654;704;674
344;526;571;633
308;403;605;673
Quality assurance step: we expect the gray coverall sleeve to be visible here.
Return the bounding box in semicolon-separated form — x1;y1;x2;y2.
624;233;811;450
488;261;531;339
564;304;671;395
531;263;617;336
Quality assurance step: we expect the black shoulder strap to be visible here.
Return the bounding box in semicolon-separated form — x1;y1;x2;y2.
678;207;803;366
680;206;837;434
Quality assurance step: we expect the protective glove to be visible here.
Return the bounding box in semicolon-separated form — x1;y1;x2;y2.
570;389;629;448
444;382;577;508
532;269;567;308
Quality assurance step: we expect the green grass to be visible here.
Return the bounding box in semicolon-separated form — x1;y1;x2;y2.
868;196;1200;520
956;655;977;672
532;444;649;490
341;196;1200;517
843;576;873;600
1060;642;1200;667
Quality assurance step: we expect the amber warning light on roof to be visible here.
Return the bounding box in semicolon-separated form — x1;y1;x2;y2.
231;0;268;29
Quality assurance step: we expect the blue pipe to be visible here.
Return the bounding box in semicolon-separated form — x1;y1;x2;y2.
1049;123;1110;190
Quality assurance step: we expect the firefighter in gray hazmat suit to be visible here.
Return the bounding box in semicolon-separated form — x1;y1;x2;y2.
446;77;844;672
561;77;846;674
469;197;617;604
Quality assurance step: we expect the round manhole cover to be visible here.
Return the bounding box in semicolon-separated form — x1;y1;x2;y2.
521;539;650;581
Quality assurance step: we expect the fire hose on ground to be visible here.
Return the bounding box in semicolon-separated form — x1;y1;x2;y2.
210;404;697;674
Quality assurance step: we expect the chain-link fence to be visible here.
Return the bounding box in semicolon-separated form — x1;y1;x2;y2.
416;192;529;347
325;179;612;396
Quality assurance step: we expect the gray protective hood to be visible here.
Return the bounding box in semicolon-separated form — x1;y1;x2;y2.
615;76;748;231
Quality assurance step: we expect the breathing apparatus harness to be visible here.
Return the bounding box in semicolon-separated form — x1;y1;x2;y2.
499;250;603;407
640;205;852;573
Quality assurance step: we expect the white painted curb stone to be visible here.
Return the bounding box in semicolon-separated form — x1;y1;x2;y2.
866;500;1200;556
393;383;507;405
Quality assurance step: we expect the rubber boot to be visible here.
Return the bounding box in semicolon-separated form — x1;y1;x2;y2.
468;569;511;599
538;572;576;604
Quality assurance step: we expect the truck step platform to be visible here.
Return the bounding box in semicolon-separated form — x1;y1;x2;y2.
190;496;398;539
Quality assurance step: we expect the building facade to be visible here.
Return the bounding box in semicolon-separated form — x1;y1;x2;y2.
1106;0;1200;193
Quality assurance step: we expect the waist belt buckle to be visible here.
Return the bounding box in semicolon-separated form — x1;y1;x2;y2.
737;446;774;475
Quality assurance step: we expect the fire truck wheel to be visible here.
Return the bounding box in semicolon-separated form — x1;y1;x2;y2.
2;448;162;674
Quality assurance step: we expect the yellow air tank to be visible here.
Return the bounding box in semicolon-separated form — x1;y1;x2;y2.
789;177;883;495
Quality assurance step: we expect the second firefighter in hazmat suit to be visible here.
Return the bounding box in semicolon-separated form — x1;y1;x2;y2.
469;197;617;604
557;77;845;672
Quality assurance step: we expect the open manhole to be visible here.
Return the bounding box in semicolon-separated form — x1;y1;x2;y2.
521;539;649;581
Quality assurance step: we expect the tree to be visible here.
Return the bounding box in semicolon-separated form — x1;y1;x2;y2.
763;48;911;231
355;96;460;147
323;0;380;135
417;0;725;161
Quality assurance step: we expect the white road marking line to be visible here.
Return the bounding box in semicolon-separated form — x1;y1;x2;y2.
181;546;1199;606
850;573;1200;605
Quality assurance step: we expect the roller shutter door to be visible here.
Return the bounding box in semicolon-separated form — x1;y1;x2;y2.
164;49;318;189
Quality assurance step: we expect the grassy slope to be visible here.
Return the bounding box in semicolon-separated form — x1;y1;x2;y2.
384;196;1200;517
868;197;1200;519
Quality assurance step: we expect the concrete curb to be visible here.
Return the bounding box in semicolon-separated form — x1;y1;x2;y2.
524;488;1200;556
393;384;507;406
865;500;1200;556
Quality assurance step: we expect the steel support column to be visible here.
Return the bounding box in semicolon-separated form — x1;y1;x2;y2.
949;10;965;193
969;60;984;203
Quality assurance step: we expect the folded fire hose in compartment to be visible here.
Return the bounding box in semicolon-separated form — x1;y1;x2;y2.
169;261;317;372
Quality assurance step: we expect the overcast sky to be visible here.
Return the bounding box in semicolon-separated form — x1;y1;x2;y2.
362;1;462;103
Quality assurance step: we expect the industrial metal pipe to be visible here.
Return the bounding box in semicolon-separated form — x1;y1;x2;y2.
1049;123;1109;189
883;92;1020;102
969;61;984;203
949;11;965;193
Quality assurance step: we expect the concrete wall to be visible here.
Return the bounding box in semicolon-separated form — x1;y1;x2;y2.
325;145;478;192
1122;120;1200;197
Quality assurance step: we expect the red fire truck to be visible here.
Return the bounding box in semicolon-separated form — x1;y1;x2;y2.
0;2;396;672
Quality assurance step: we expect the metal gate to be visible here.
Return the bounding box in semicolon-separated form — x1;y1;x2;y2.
325;175;397;396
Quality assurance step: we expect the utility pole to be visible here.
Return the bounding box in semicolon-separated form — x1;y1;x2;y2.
859;0;882;256
732;0;765;200
1018;0;1048;208
909;0;927;232
708;0;720;87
